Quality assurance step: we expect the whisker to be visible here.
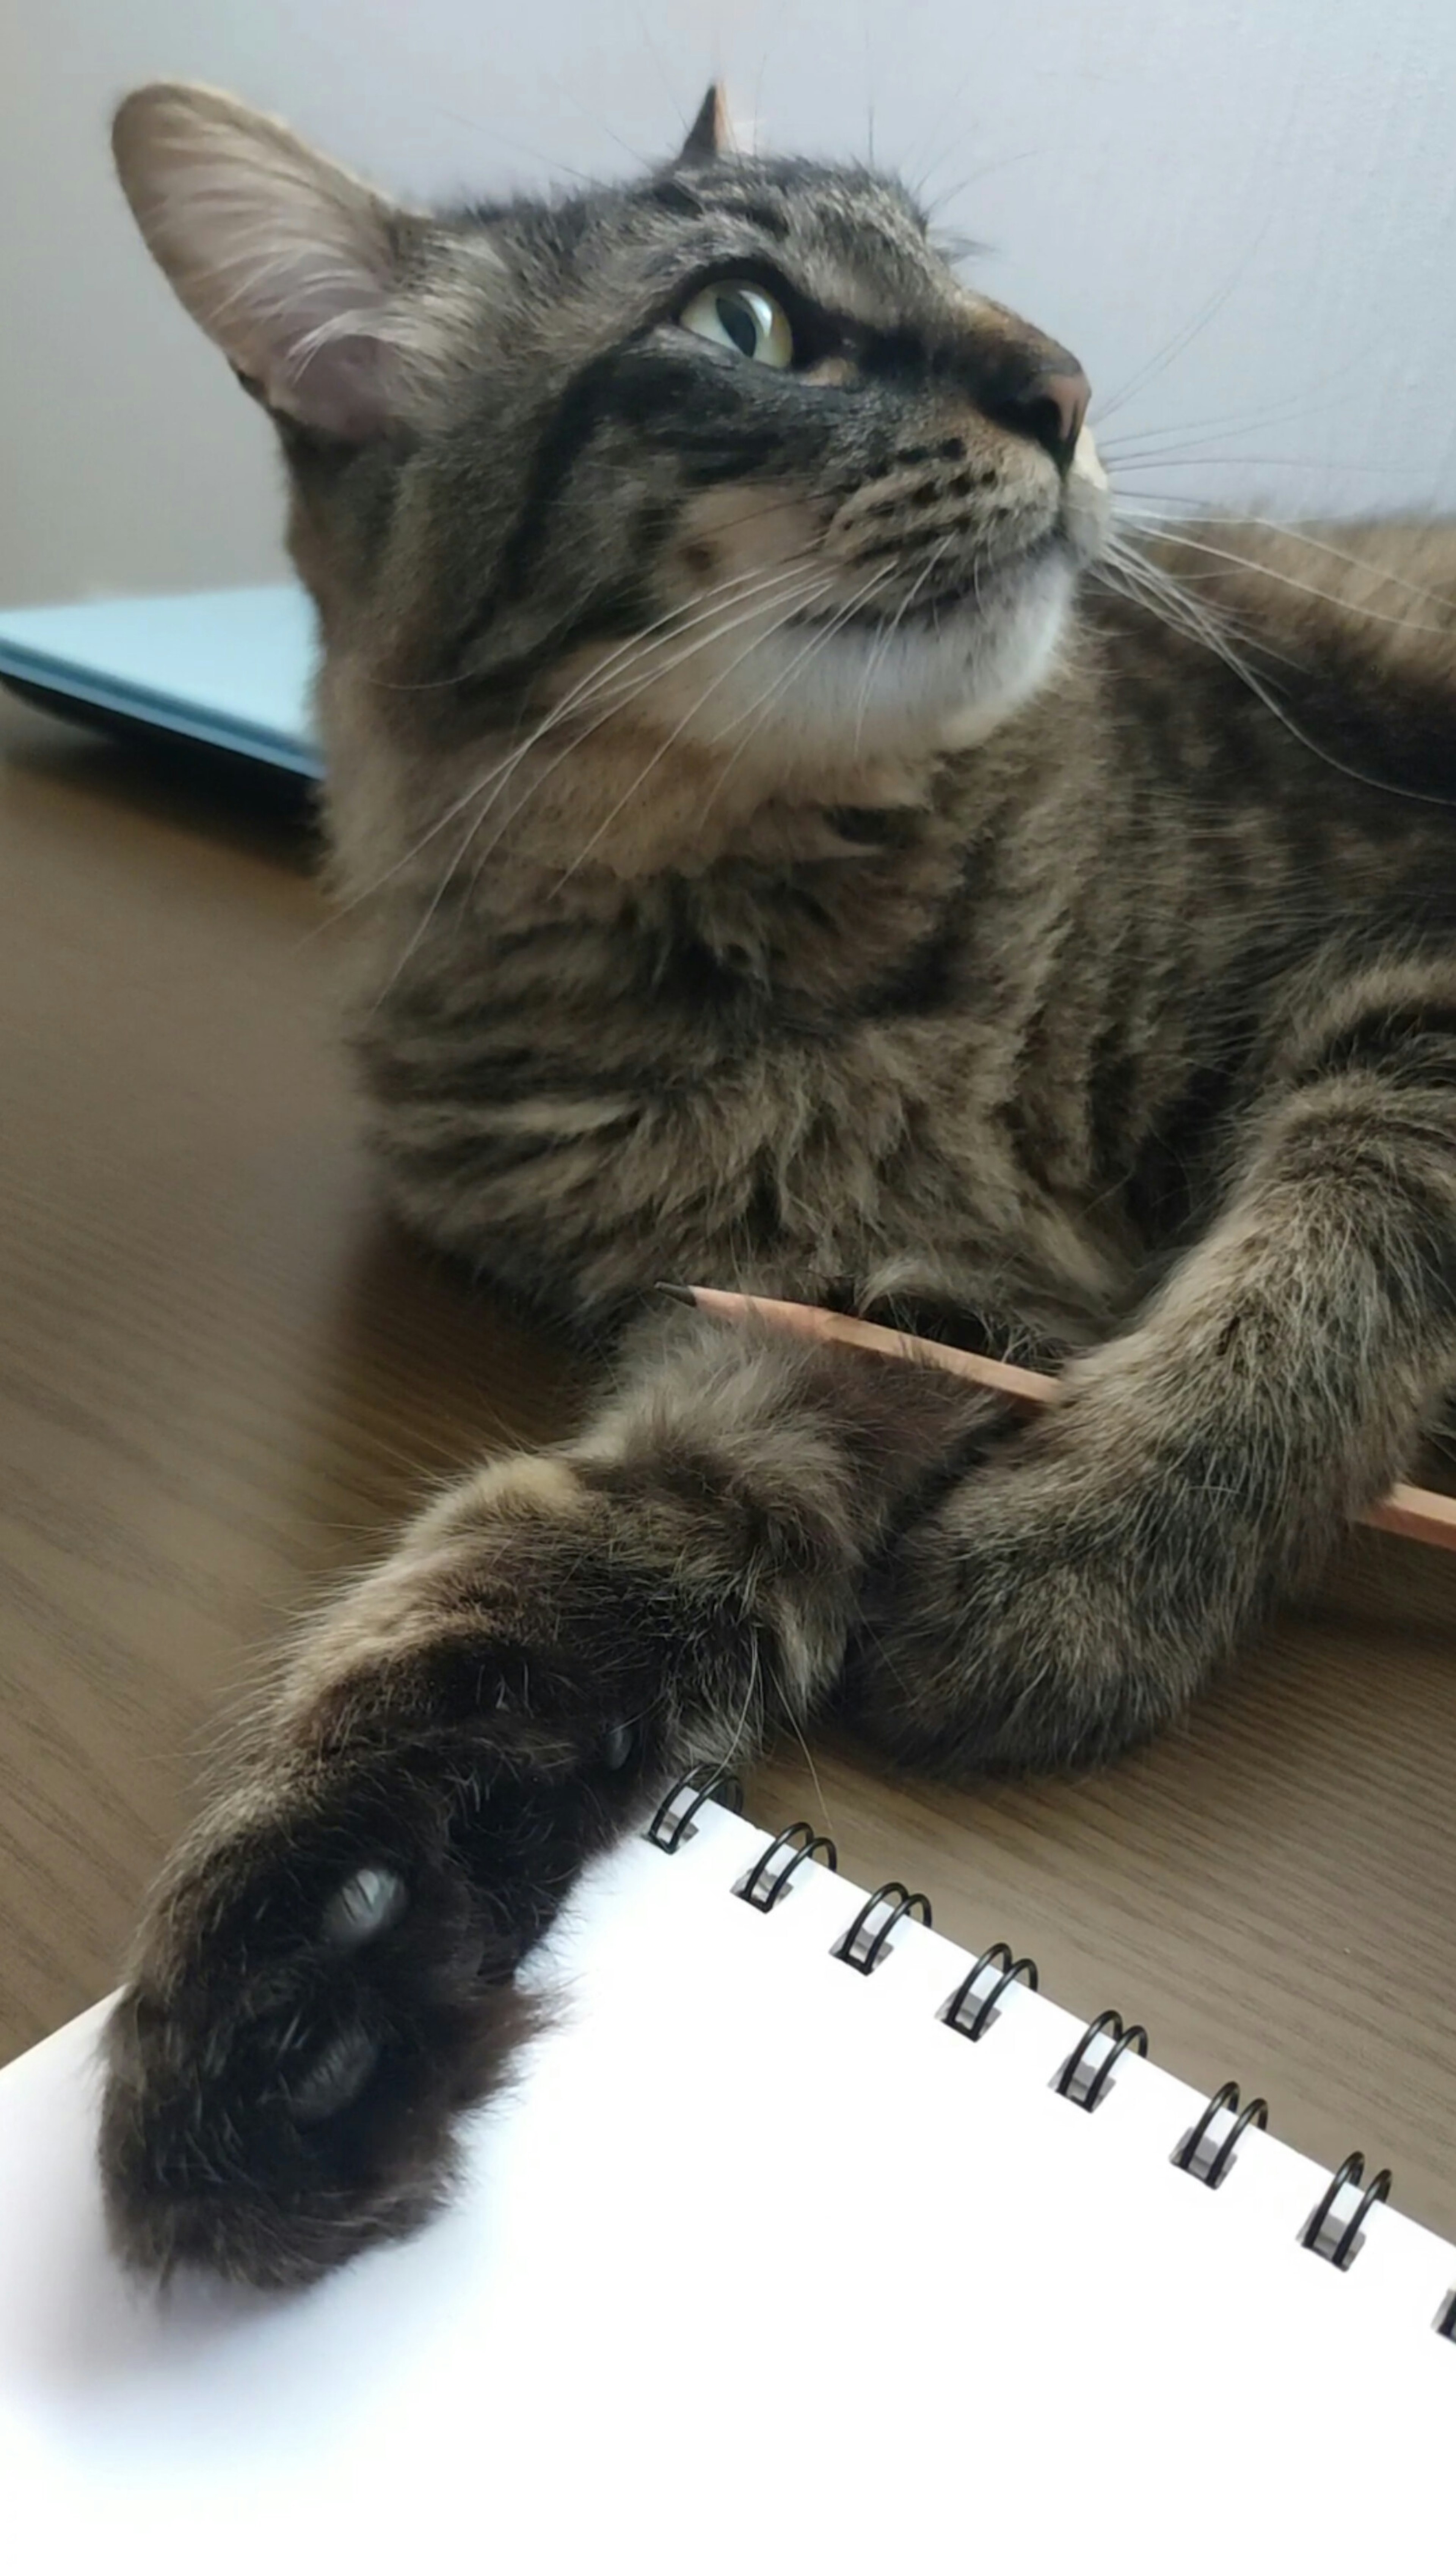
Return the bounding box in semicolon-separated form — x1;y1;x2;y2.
716;562;898;760
364;804;480;1009
1101;537;1288;682
461;570;840;900
552;577;845;881
1096;542;1456;811
416;572;838;944
327;559;825;934
1117;506;1456;613
1091;209;1275;429
1095;318;1396;462
367;543;823;699
853;535;958;749
1106;451;1415;479
457;559;826;824
321;736;528;938
1102;536;1303;670
701;562;899;811
900;66;986;198
1114;518;1451;634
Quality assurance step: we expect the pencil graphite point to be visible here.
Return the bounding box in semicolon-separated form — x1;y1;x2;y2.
654;1282;698;1307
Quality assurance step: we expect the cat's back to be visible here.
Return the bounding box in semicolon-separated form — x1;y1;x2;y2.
1144;514;1456;646
1122;515;1456;814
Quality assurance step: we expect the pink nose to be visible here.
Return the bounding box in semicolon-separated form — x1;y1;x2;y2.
1006;361;1091;471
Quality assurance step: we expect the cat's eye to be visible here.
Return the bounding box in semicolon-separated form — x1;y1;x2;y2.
678;281;794;370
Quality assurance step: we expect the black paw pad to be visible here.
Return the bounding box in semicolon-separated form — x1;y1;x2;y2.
288;2026;382;2123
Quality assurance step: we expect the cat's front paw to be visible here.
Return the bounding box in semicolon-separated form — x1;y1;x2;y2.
99;1740;541;2287
99;1468;679;2286
848;1443;1234;1775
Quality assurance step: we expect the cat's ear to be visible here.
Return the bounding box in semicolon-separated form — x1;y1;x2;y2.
112;83;435;440
677;83;735;167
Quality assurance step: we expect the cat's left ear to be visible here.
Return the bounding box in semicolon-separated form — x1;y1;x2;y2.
112;83;458;440
677;83;735;166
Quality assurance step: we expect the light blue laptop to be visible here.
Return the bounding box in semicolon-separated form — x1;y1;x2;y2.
0;585;321;779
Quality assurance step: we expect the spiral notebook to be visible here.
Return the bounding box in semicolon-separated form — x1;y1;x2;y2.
0;1776;1451;2572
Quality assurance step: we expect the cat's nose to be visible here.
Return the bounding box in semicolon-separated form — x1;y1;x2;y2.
999;356;1091;473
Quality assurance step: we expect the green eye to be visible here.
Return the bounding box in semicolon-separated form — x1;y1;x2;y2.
678;281;794;369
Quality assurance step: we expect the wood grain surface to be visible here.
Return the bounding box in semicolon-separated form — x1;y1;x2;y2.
2;699;1453;2238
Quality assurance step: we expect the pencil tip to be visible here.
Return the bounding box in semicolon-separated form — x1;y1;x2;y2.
653;1281;698;1306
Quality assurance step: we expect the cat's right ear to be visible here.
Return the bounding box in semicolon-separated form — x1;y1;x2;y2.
112;83;441;440
677;83;734;166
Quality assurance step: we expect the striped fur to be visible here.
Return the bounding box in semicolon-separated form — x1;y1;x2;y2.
100;85;1456;2284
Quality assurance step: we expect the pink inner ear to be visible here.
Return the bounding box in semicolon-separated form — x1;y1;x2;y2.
223;222;408;438
113;89;416;442
275;316;402;440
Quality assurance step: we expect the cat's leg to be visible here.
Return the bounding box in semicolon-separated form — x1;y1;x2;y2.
847;960;1456;1772
100;1319;999;2286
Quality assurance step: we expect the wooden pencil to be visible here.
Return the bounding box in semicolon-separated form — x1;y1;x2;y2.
661;1283;1456;1558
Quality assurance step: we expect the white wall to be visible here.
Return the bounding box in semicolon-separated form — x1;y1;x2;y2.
4;0;1455;606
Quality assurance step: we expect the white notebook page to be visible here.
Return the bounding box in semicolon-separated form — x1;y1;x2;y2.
0;1798;1450;2571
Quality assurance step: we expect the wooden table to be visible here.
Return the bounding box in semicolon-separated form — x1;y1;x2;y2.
3;699;1453;2238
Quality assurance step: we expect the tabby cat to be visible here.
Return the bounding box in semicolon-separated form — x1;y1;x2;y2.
102;80;1456;2286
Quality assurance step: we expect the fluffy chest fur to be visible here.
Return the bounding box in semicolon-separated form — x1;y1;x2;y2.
348;825;1142;1344
325;519;1456;1352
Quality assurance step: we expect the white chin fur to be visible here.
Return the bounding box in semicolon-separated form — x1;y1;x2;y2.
665;550;1076;772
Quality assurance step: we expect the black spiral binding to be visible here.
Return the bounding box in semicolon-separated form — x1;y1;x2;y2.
645;1763;745;1855
643;1772;1437;2322
736;1820;839;1912
834;1881;933;1974
1172;2081;1270;2189
943;1941;1040;2042
1054;2009;1149;2111
1299;2152;1392;2271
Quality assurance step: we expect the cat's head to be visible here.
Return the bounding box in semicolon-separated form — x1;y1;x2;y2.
113;82;1108;846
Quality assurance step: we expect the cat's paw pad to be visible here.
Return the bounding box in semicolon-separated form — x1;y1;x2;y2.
289;2024;383;2123
322;1863;409;1951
